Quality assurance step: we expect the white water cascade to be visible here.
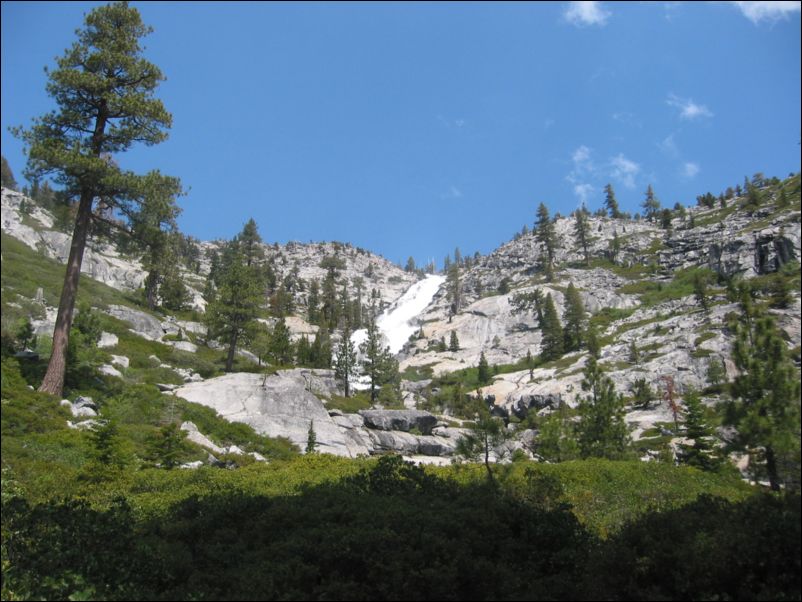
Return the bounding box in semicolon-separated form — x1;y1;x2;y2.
351;274;445;356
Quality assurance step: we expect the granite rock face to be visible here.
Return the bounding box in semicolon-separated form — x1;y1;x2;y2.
174;371;370;457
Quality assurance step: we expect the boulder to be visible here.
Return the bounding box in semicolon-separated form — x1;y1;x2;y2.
106;305;165;340
174;371;370;457
180;421;226;455
359;409;438;435
98;332;119;349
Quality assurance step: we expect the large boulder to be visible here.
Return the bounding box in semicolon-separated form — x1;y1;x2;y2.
359;409;438;435
106;305;165;340
174;371;369;457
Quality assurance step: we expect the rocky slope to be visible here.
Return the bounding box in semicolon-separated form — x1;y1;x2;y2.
2;176;800;465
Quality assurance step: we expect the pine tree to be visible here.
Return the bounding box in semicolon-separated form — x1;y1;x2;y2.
576;357;629;459
535;203;557;280
449;330;460;352
536;402;579;462
477;351;491;385
678;389;721;471
310;329;332;369
641;184;661;222
305;420;317;454
562;282;586;352
573;206;592;266
269;317;293;366
525;349;535;381
149;423;187;470
604;183;622;218
205;230;265;372
334;322;358;398
608;230;621;263
725;313;801;491
1;155;17;190
360;302;398;402
307;279;321;325
237;218;265;267
540;294;563;361
455;407;512;484
629;377;653;409
14;2;180;396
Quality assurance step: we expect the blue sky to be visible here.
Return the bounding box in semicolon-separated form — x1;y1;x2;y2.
2;1;800;268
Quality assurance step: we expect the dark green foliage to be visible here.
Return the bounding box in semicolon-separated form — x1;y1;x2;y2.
1;155;17;189
641;184;660;222
359;305;398;402
148;422;189;469
449;330;460;352
562;282;586;352
573;206;592;265
629;377;653;409
535;202;557;280
586;494;801;601
576;357;629;459
455;409;513;482
268;317;293;366
535;403;579;462
677;389;722;471
604;183;622;218
305;420;317;454
204;224;266;371
477;351;491;385
334;322;358;397
540;293;563;361
726;313;801;491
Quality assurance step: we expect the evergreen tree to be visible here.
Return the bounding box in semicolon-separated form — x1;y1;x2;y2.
608;231;621;263
1;155;17;190
525;349;535;381
305;420;317;454
88;419;127;476
705;356;727;392
307;279;321;325
725;313;801;491
447;261;462;317
659;208;673;230
269;317;293;366
693;271;711;312
236;218;265;267
573;206;592;266
334;322;358;398
562;282;586;352
205;232;265;372
321;264;340;330
536;402;579;462
630;377;654;409
678;389;721;471
14;2;180;395
405;256;417;273
148;422;187;470
745;182;761;211
477;351;491;385
455;407;512;484
585;323;601;359
576;357;629;459
540;293;563;361
360;302;398;402
309;329;332;369
535;203;557;280
604;183;622;218
449;330;460;352
641;184;661;222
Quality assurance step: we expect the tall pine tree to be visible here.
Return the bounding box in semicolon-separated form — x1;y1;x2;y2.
562;282;586;352
540;293;564;361
535;203;557;281
13;2;180;394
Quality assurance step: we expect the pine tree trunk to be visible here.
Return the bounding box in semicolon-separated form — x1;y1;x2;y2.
765;446;781;492
225;332;239;372
38;191;94;395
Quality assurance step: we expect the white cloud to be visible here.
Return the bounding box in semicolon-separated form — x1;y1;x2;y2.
732;1;801;24
682;162;700;178
610;153;641;189
658;133;680;158
572;145;592;168
573;183;595;205
666;94;714;120
440;185;463;200
564;1;611;27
